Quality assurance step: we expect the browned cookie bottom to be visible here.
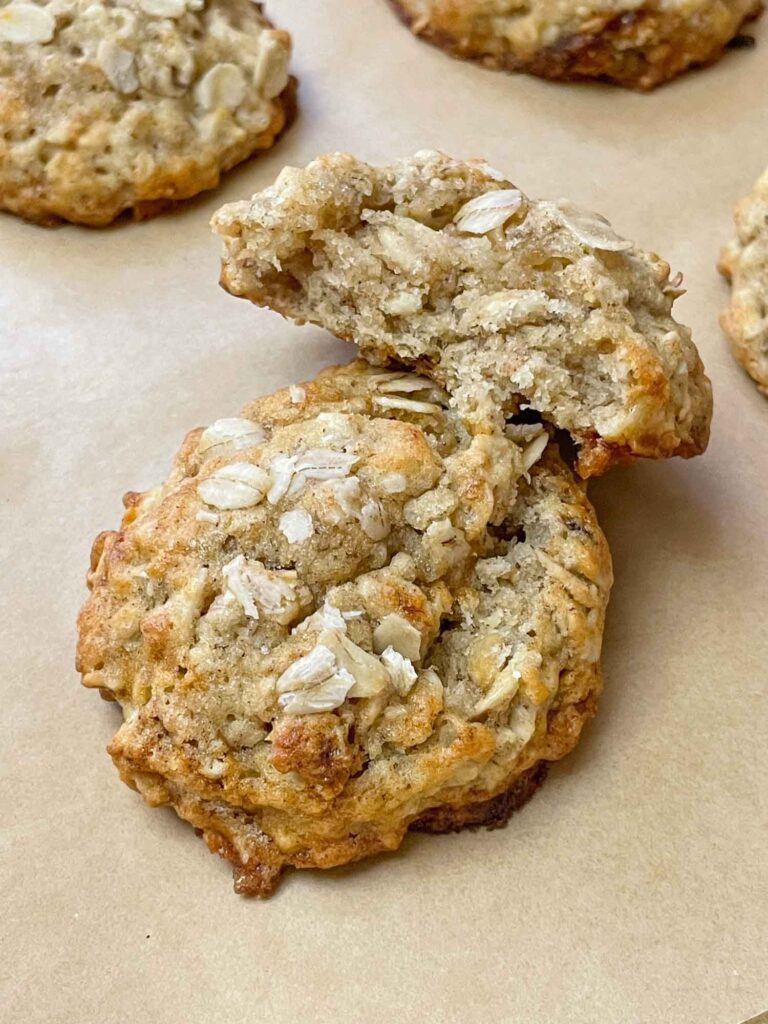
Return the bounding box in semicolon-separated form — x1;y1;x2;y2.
410;761;549;833
199;762;549;896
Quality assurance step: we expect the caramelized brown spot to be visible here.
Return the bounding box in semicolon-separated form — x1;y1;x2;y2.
271;713;358;794
203;830;284;898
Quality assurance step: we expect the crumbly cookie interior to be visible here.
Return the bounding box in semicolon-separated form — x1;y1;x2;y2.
213;151;711;476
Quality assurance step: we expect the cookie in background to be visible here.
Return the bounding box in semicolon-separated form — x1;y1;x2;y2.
720;167;768;396
386;0;763;90
0;0;295;226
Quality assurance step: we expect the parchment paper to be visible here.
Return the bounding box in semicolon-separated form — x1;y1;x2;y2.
2;2;767;1021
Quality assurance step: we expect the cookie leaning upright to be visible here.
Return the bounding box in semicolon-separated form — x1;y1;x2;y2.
0;0;294;226
719;169;768;396
212;151;712;477
386;0;763;90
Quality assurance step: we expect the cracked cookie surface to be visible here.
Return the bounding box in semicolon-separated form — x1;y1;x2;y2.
0;0;294;225
77;360;612;895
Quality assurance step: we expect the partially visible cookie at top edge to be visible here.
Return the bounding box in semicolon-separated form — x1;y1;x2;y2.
211;149;712;478
719;168;768;396
0;0;295;226
386;0;764;91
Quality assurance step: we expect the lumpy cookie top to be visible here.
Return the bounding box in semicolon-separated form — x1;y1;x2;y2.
388;0;762;89
77;360;612;894
719;167;768;396
0;0;292;224
213;150;712;476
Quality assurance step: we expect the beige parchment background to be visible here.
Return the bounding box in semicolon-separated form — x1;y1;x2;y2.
2;2;767;1021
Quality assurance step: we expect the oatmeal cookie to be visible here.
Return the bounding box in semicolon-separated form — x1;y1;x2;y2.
77;360;612;895
213;151;712;477
719;168;768;395
0;0;294;225
386;0;763;90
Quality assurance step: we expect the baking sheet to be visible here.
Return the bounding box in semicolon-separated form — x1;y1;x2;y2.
2;2;767;1021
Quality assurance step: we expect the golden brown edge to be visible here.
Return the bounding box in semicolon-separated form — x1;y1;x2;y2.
0;75;298;228
718;241;768;396
201;681;601;896
410;760;549;833
386;0;764;91
199;762;550;896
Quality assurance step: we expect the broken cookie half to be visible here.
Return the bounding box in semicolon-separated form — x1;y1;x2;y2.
212;150;712;477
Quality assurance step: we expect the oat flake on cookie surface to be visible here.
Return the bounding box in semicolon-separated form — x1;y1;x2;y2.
213;150;712;477
77;360;613;895
386;0;763;90
0;0;294;225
